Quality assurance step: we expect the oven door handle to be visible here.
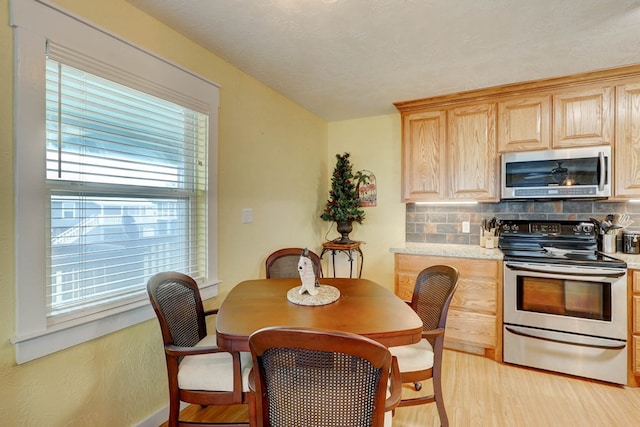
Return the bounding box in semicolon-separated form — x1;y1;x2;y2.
505;326;626;350
505;263;626;278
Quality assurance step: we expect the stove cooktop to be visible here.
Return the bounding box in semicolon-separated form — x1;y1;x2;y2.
500;247;627;268
498;219;627;269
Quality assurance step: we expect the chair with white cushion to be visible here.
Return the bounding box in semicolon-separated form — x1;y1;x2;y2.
390;264;459;427
147;271;252;427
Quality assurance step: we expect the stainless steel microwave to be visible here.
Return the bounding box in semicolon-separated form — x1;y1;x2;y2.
501;146;611;199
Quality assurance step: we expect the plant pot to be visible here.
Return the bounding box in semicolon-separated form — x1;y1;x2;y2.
335;221;354;244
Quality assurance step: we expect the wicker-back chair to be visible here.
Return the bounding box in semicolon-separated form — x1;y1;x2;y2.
147;271;252;427
248;327;401;427
389;264;459;427
265;247;323;279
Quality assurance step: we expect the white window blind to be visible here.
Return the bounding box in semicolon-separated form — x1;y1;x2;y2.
12;0;219;363
45;56;208;321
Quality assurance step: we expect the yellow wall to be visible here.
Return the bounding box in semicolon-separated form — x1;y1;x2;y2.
0;0;330;425
0;0;405;424
327;115;405;288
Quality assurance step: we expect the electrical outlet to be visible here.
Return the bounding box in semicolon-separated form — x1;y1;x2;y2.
462;221;470;233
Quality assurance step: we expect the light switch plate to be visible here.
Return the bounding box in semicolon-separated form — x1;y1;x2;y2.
462;221;470;233
242;208;253;223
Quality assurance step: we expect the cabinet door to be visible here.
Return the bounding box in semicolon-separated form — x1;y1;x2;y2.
634;336;640;374
498;96;551;152
401;110;446;201
553;86;613;148
447;103;498;201
615;82;640;198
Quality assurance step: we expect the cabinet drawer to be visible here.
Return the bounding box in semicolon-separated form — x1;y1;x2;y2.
633;270;640;293
445;310;496;349
395;254;500;280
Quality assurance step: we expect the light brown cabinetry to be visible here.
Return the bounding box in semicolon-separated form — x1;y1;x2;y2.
448;103;498;200
631;270;640;382
552;85;614;148
401;110;446;200
394;253;502;361
397;64;640;201
400;103;498;202
498;95;551;152
615;82;640;198
498;85;614;153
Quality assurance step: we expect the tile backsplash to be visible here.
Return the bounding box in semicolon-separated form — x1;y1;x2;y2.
406;200;640;245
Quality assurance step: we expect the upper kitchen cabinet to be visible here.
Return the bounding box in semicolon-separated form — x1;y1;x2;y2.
396;63;640;202
614;81;640;198
399;103;498;202
448;103;498;200
498;95;551;152
552;85;614;148
401;110;447;200
498;85;614;153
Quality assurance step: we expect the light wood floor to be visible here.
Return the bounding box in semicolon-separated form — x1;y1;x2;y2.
163;349;640;426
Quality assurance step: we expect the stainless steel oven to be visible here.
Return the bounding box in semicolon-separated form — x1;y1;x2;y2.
499;220;628;384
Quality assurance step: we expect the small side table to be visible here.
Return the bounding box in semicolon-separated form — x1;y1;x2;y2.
320;241;364;278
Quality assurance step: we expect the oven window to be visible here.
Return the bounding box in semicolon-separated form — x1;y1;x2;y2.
516;276;611;321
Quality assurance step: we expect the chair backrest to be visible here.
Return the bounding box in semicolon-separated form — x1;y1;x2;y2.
265;247;323;279
147;271;207;348
411;265;459;336
249;327;392;427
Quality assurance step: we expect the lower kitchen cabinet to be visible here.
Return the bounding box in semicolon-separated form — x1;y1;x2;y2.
631;270;640;385
394;253;502;361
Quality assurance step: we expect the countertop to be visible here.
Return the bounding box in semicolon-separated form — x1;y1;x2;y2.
611;253;640;269
390;242;503;260
390;242;640;269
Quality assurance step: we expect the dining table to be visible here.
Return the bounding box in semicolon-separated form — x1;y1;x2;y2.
215;277;423;352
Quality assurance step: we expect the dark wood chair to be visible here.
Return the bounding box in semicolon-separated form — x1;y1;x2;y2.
248;327;401;427
389;264;459;427
265;247;323;279
147;271;252;427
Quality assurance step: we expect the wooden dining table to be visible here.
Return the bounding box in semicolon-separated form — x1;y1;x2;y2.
216;278;423;352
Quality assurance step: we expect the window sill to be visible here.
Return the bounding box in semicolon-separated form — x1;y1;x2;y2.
12;281;220;364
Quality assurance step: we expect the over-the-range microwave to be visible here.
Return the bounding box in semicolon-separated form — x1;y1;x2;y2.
501;146;611;199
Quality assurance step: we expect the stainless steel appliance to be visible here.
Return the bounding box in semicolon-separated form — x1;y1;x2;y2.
501;146;611;199
499;219;627;384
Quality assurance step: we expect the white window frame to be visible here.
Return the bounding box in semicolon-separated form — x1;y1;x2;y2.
10;0;220;364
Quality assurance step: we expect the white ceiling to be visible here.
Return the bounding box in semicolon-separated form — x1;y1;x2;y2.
127;0;640;121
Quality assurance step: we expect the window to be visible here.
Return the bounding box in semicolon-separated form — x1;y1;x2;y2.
45;57;208;321
12;0;219;363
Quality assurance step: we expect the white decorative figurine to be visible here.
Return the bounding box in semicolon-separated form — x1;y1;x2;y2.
297;248;319;296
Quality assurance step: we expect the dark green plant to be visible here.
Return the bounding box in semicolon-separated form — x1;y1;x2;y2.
320;152;365;224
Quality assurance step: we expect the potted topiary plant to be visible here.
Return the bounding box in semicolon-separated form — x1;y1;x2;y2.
321;152;366;244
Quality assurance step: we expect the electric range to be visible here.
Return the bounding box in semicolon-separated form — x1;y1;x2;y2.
498;219;626;269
